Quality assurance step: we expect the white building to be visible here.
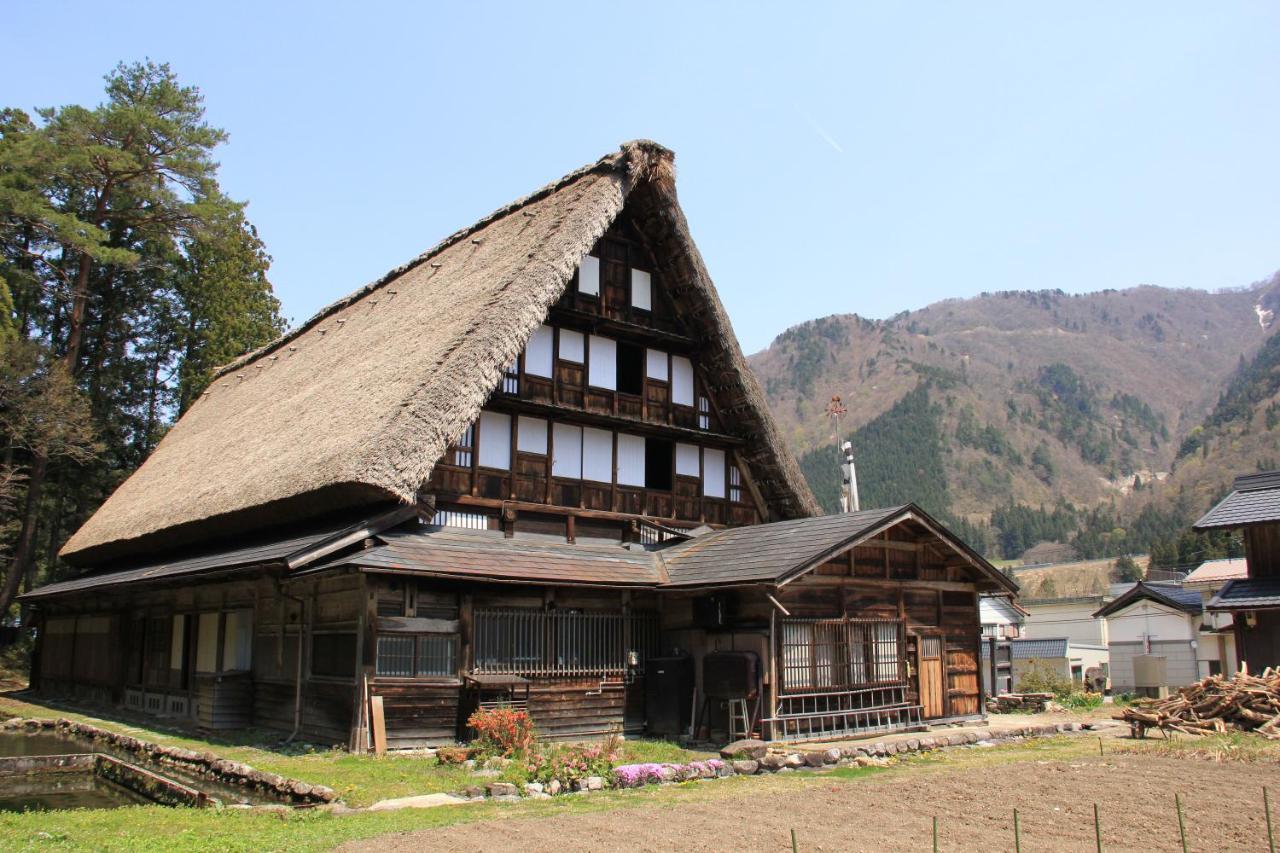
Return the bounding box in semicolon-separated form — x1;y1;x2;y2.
980;594;1026;639
1022;595;1109;646
1093;582;1236;691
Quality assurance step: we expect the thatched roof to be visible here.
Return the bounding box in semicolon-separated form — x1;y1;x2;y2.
61;141;819;566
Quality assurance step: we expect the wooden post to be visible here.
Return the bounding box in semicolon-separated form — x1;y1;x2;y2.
1175;793;1187;853
348;573;371;752
988;635;998;701
1093;802;1103;852
768;603;779;741
1265;786;1275;853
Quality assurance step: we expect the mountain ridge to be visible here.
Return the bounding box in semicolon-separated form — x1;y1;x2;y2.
747;273;1280;557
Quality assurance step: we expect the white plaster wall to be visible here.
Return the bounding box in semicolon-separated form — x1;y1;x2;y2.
1105;601;1194;644
1023;602;1107;646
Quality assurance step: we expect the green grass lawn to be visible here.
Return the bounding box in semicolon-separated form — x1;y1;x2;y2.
4;692;1278;853
0;693;709;807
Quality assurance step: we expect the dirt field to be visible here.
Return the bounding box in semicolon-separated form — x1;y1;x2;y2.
343;746;1277;852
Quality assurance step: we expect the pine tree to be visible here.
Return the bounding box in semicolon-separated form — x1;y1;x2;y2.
0;62;284;615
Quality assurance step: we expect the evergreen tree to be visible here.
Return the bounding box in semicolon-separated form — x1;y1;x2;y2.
0;62;284;615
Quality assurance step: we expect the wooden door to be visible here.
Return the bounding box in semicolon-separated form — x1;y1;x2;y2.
947;643;980;716
918;637;944;718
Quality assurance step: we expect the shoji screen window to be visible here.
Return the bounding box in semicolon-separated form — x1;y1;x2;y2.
582;428;613;483
552;424;582;478
524;325;554;378
703;448;726;498
578;254;600;297
672;356;694;407
631;269;652;311
478;412;512;470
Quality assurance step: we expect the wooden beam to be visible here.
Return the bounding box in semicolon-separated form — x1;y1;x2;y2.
799;576;984;593
731;448;770;522
483;396;744;446
446;494;726;530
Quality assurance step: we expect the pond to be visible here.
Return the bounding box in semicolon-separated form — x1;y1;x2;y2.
0;730;290;811
0;773;151;812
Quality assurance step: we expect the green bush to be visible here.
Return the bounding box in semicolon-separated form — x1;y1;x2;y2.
1015;660;1075;698
1059;691;1103;710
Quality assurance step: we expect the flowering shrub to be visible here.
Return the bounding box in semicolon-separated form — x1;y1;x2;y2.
467;706;535;757
523;741;618;785
612;762;665;787
612;759;724;788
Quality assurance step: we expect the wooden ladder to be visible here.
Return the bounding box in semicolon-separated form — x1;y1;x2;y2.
728;698;751;742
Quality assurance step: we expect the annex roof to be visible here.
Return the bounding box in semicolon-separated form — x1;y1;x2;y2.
60;141;818;566
1207;578;1280;611
33;505;1013;599
1092;581;1202;619
1194;471;1280;530
320;526;664;588
657;504;1018;592
21;508;412;600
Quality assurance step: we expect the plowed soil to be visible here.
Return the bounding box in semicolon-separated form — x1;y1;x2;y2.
343;750;1278;852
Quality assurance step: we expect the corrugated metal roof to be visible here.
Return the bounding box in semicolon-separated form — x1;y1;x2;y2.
327;528;664;587
1008;638;1069;659
1194;472;1280;529
1207;578;1280;610
1185;557;1248;585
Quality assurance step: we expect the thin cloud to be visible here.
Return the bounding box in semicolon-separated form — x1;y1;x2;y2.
798;107;844;154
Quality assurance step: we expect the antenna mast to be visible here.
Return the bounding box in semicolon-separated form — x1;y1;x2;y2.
826;396;859;513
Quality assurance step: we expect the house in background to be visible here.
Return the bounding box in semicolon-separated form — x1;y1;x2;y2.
979;594;1027;696
1195;471;1280;673
1092;582;1228;692
1184;557;1248;591
980;594;1026;640
1022;595;1109;648
22;142;1016;749
1004;638;1109;690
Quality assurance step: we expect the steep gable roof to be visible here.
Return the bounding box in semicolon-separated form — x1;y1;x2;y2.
1092;581;1202;618
61;142;818;566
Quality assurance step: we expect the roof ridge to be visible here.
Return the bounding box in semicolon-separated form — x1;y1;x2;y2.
213;141;672;381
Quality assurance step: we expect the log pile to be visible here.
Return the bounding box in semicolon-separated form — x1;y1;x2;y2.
988;693;1054;714
1117;668;1280;739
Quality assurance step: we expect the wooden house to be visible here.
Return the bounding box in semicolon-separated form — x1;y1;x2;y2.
1195;471;1280;673
23;142;1016;748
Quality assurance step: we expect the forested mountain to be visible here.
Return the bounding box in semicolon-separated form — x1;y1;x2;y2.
0;62;284;613
749;277;1280;563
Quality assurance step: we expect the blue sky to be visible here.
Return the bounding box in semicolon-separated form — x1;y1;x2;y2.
5;2;1279;353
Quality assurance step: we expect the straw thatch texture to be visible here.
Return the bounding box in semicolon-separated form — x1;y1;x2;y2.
61;141;818;566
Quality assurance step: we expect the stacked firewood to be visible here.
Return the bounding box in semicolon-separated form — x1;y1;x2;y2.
1117;668;1280;738
988;693;1054;714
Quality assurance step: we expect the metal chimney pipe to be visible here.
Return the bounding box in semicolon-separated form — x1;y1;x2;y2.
842;441;860;513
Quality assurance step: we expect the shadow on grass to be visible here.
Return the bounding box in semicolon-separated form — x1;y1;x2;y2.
0;688;327;757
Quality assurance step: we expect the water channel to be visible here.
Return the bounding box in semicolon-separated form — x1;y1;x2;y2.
0;730;291;811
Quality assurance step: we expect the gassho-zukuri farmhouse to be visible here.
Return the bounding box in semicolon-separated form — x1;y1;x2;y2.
22;141;1018;749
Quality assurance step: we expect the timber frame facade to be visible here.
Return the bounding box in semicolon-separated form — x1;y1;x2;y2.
24;142;1017;748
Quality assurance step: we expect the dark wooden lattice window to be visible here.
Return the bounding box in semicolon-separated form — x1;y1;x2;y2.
453;425;473;467
729;465;743;502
